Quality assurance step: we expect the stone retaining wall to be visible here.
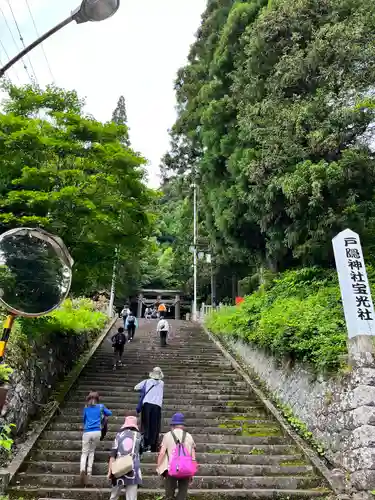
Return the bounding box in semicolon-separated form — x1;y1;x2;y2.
224;336;375;495
1;329;97;436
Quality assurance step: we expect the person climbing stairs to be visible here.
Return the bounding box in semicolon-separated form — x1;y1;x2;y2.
8;320;331;499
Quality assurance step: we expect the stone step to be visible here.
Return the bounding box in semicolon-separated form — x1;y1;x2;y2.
29;450;306;465
66;395;257;406
58;403;260;413
73;385;251;395
8;486;331;500
56;407;265;418
81;370;237;378
78;372;240;381
72;387;254;397
63;400;257;410
51;416;272;427
77;377;241;385
14;473;321;489
47;425;281;437
41;425;284;439
82;364;234;371
93;355;226;362
36;431;288;450
75;381;248;390
53;407;268;425
68;392;254;403
22;461;314;477
35;441;298;454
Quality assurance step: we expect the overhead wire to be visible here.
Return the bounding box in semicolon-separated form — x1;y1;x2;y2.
0;38;20;83
24;0;55;83
0;2;32;83
5;0;39;84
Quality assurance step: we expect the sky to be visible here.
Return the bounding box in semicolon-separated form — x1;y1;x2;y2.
0;0;206;186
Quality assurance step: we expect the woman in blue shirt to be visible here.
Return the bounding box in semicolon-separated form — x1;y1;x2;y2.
80;391;112;485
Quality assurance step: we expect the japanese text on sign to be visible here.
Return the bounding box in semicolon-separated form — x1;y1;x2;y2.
332;229;375;338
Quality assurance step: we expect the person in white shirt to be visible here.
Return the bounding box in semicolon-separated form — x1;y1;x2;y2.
134;367;164;452
121;306;131;328
156;315;170;347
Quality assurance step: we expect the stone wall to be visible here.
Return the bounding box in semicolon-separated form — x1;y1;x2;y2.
223;336;375;495
1;328;97;435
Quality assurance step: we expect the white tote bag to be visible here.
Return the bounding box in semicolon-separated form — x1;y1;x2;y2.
111;432;137;478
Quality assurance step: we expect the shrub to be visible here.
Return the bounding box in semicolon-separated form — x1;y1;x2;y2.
206;267;350;372
0;364;13;385
6;298;107;369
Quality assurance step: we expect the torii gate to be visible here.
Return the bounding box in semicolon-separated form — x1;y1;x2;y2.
137;288;182;319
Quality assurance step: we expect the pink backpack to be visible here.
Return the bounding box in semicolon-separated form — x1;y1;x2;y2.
168;430;198;479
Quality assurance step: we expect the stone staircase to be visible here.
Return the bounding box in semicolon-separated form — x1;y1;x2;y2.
9;320;331;499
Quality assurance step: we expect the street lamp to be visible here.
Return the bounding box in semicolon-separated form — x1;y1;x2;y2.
192;182;198;321
0;0;120;78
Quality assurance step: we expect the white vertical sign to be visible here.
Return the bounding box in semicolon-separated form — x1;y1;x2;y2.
332;229;375;338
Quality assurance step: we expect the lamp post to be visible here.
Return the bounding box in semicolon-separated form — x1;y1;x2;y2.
0;0;120;78
108;246;118;317
192;182;198;321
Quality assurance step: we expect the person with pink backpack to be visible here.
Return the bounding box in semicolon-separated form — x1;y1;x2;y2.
156;413;197;500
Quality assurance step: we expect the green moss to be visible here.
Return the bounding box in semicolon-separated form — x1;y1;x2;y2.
249;448;265;455
280;459;307;466
211;448;233;454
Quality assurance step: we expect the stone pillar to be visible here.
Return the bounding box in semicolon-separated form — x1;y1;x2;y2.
137;294;143;318
341;356;375;496
175;294;180;320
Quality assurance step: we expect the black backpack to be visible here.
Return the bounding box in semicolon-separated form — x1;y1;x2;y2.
128;315;135;325
113;333;126;346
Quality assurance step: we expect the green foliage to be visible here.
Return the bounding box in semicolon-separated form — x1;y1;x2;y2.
0;423;15;453
0;364;13;384
206;267;348;372
21;298;106;341
0;83;152;296
163;0;375;282
7;299;107;370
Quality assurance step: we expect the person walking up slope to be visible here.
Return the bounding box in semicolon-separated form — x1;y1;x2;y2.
111;327;127;370
80;391;112;486
108;416;144;500
125;312;138;342
157;413;197;500
156;315;170;347
134;367;164;452
121;305;131;329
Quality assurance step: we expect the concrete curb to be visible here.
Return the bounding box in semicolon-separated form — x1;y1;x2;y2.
202;325;347;498
0;316;117;492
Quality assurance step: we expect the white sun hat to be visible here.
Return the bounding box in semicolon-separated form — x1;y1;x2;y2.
149;366;164;380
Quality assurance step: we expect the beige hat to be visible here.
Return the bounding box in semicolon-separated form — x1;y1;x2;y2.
149;366;164;380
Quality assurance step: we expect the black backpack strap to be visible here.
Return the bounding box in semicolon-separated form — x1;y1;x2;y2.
171;430;186;445
171;430;179;444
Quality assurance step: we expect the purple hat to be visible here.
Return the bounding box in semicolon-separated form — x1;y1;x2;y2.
171;413;185;426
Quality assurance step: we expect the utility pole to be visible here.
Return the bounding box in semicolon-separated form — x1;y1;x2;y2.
210;257;216;307
192;182;198;321
108;246;118;317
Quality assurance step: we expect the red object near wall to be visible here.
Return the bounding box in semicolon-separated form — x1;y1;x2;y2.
235;296;244;305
